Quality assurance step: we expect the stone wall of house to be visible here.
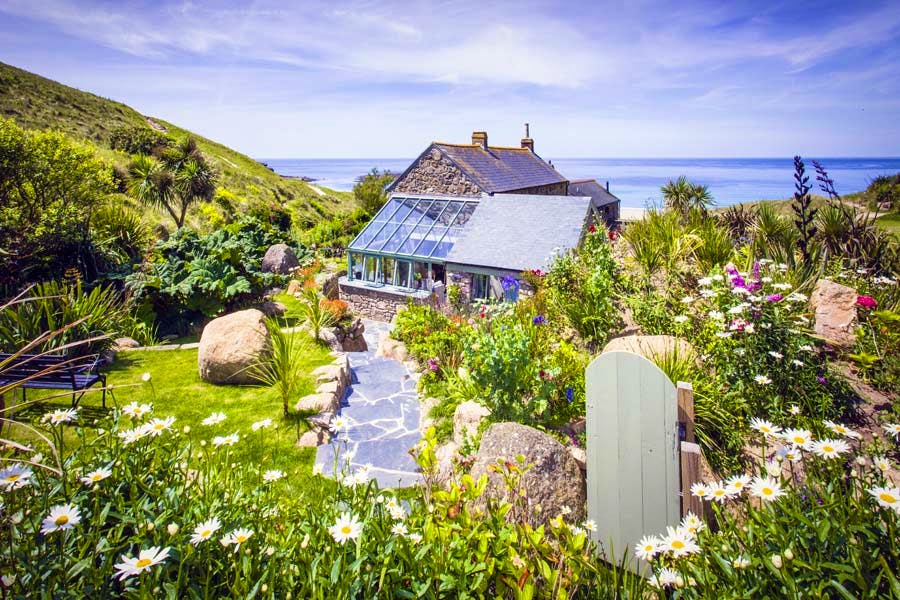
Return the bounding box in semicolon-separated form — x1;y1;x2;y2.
339;283;429;322
504;182;568;196
449;270;474;303
392;148;483;197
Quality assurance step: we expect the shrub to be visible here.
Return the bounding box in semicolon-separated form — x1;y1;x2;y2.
125;218;304;334
109;125;171;156
319;298;348;322
249;319;311;418
353;169;394;215
298;287;336;341
0;280;153;356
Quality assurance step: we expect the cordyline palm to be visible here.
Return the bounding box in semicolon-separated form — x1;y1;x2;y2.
662;176;713;217
127;137;217;229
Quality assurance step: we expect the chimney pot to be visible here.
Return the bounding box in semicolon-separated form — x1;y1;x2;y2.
472;131;488;149
521;122;534;151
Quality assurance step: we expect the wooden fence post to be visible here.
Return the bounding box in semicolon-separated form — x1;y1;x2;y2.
676;381;694;444
676;382;707;519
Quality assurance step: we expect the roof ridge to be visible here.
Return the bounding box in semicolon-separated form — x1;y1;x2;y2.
569;178;597;184
433;142;531;152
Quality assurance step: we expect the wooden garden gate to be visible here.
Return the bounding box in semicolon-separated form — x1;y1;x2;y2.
585;350;696;569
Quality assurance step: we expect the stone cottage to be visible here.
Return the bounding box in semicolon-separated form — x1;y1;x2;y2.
338;130;615;321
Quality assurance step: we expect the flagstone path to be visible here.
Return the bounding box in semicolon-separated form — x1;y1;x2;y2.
315;320;422;487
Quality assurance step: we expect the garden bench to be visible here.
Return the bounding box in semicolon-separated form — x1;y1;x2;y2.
0;353;106;408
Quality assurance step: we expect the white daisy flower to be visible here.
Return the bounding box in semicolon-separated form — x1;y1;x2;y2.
222;528;253;552
251;418;272;432
799;344;815;352
118;427;148;445
700;289;718;298
0;464;33;490
791;360;804;367
634;535;662;561
761;276;772;283
811;438;850;459
768;351;783;360
732;556;751;569
781;447;802;462
329;415;348;433
80;467;112;486
40;503;81;534
772;282;793;291
312;463;324;476
141;372;152;382
789;405;801;415
873;456;891;472
708;310;725;320
881;423;900;440
868;486;900;512
42;408;78;425
391;522;408;536
121;402;152;418
715;331;733;339
389;504;407;520
750;418;782;437
824;420;861;439
690;482;711;499
407;532;423;544
754;375;772;385
787;292;808;303
750;476;785;502
697;277;713;286
680;512;706;534
662;526;700;557
201;412;226;426
190;517;221;545
262;470;284;482
582;519;597;532
145;416;175;436
709;482;729;503
112;546;170;581
711;274;725;282
651;567;678;589
674;315;689;324
328;512;362;544
728;305;746;315
212;433;239;447
725;474;751;496
560;505;572;515
782;428;813;449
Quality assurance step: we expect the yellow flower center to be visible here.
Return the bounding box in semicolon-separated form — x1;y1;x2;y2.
879;493;897;504
154;424;164;430
92;474;102;481
135;558;152;568
236;535;247;543
792;437;804;445
341;525;352;535
835;426;846;433
761;427;771;433
644;544;653;551
697;489;707;496
5;475;20;483
762;487;773;496
671;540;685;550
54;515;69;526
201;529;211;537
823;445;834;453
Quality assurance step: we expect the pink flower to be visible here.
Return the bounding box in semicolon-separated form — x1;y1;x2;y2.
427;358;439;372
766;293;783;303
856;295;877;310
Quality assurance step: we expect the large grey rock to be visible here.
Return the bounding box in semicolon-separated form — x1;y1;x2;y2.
198;309;271;384
316;271;341;300
113;337;141;350
257;301;287;318
261;244;300;275
810;279;858;347
470;422;586;525
376;337;409;362
295;393;338;413
336;319;367;352
453;401;491;446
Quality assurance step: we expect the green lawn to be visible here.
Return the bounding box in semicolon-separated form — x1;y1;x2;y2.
5;338;335;477
876;211;900;235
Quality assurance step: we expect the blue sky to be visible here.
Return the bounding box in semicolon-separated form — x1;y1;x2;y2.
1;0;899;158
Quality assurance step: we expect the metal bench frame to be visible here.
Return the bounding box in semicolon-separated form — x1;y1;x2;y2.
0;353;106;409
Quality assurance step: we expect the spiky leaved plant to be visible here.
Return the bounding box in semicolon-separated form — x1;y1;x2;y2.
791;156;818;264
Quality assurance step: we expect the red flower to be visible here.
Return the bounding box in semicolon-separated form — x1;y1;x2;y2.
588;224;597;233
856;295;877;310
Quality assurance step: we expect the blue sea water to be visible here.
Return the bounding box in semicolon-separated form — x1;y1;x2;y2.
259;157;900;209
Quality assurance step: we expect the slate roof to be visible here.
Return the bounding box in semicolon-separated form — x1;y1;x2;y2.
388;143;567;194
445;194;591;272
568;179;621;208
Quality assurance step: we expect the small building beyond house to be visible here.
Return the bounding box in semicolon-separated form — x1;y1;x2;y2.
339;129;619;321
568;179;621;226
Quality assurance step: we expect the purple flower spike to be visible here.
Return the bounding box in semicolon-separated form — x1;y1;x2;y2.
766;293;783;303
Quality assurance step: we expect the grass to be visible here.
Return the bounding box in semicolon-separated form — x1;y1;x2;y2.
4;337;335;478
875;211;900;235
0;61;357;230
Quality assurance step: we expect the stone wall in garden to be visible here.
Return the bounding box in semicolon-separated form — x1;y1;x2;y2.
392;148;483;197
339;282;428;322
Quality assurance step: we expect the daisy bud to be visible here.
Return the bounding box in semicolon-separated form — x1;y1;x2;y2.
167;523;179;536
287;593;293;600
855;456;867;466
771;554;783;569
675;576;685;589
183;426;191;434
200;440;206;447
146;522;154;532
300;533;310;549
261;584;268;593
266;546;276;556
784;548;794;561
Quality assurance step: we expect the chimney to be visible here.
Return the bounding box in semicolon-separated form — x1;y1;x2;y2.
521;122;534;152
471;131;488;149
606;181;610;191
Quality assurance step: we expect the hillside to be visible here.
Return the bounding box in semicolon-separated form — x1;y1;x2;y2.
0;61;355;229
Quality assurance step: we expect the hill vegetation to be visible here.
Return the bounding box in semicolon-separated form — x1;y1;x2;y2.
0;61;355;229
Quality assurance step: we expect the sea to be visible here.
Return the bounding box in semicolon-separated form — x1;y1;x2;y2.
258;157;900;209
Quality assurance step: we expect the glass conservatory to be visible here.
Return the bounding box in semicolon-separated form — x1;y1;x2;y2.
346;195;479;292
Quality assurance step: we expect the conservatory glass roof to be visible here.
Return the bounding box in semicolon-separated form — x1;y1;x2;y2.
348;195;479;260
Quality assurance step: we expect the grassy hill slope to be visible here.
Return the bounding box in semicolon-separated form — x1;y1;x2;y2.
0;61;355;229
